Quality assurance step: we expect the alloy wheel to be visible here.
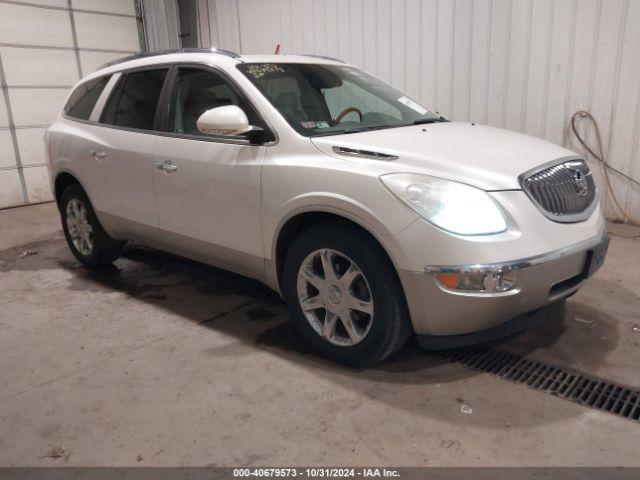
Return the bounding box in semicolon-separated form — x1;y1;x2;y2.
65;199;94;256
296;248;374;346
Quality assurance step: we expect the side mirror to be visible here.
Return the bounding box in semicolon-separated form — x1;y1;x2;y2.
196;105;257;137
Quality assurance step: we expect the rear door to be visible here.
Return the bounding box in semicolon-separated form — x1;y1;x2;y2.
81;67;169;236
151;65;271;277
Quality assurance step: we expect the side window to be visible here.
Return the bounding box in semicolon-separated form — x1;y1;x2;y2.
168;67;262;136
64;76;111;120
101;68;168;130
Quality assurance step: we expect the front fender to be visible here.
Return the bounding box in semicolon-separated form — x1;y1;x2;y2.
264;192;418;292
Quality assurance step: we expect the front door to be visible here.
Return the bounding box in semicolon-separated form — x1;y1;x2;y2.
152;66;268;278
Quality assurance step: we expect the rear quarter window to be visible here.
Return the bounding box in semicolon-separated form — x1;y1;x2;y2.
64;76;111;120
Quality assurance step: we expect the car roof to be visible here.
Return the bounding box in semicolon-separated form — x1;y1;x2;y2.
84;49;345;82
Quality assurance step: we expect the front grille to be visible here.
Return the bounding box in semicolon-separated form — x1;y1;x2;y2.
520;159;596;222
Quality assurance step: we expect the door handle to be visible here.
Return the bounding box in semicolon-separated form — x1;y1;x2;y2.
90;150;106;161
155;161;178;173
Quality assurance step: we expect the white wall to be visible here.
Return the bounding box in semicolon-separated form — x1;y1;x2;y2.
198;0;640;221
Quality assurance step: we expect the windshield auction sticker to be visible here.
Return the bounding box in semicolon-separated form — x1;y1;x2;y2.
245;64;285;78
398;96;428;115
301;121;331;129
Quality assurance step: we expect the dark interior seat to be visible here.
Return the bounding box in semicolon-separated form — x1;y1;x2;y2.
275;92;307;123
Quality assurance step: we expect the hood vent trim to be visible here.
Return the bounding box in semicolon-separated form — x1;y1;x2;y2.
332;146;398;161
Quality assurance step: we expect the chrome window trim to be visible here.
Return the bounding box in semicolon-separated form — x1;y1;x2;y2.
153;129;261;145
60;61;279;147
62;114;265;146
424;231;608;274
518;155;598;223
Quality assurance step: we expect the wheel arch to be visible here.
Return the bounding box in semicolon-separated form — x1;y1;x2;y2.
272;206;407;295
54;171;83;205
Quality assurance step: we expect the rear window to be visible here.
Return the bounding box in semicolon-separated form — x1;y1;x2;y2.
64;75;111;120
101;69;169;131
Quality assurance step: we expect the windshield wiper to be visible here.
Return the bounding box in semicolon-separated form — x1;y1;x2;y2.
412;117;447;125
315;118;447;137
311;131;345;137
343;124;394;134
306;125;390;137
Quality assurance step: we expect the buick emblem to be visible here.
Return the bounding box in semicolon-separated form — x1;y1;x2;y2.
570;169;589;196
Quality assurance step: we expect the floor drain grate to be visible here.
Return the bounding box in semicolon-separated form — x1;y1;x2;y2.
437;346;640;423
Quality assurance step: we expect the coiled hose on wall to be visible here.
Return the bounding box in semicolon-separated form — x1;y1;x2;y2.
568;111;640;226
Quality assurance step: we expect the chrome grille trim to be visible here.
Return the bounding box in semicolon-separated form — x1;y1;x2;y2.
519;156;597;223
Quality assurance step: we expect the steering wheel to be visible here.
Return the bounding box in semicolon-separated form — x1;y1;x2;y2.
335;107;364;123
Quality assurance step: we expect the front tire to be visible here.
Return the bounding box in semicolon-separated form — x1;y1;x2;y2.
59;184;123;268
282;222;412;367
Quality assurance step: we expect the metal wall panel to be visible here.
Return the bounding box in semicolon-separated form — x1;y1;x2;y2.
0;130;17;168
199;0;640;221
141;0;181;52
0;0;144;209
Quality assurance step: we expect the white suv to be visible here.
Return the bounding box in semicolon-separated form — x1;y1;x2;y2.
46;49;608;366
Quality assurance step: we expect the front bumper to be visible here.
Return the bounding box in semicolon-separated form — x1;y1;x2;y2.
399;232;609;341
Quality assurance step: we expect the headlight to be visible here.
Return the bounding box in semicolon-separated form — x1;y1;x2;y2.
380;173;507;235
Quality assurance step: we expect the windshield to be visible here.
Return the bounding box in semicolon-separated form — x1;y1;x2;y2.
237;63;443;137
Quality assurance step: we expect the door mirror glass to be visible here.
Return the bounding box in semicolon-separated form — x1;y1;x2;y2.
196;105;253;136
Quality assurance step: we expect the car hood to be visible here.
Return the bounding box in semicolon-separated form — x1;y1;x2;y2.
310;122;577;190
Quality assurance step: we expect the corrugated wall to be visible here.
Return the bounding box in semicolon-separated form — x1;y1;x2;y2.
198;0;640;221
0;0;143;209
141;0;181;52
0;0;182;209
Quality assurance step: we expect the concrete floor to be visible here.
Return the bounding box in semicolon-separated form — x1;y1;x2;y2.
1;202;639;467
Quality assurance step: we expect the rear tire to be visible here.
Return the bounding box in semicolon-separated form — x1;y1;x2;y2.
282;222;412;367
59;184;123;268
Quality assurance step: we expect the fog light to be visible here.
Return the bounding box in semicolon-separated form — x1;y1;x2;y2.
455;273;487;290
434;270;517;293
492;271;517;292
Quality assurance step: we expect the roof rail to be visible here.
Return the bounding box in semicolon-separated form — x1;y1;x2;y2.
299;54;345;64
98;48;241;70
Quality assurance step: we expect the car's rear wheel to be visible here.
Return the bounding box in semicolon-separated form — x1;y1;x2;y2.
282;222;412;367
59;184;123;268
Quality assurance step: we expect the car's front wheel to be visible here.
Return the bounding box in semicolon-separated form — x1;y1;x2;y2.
282;222;412;367
59;184;123;268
